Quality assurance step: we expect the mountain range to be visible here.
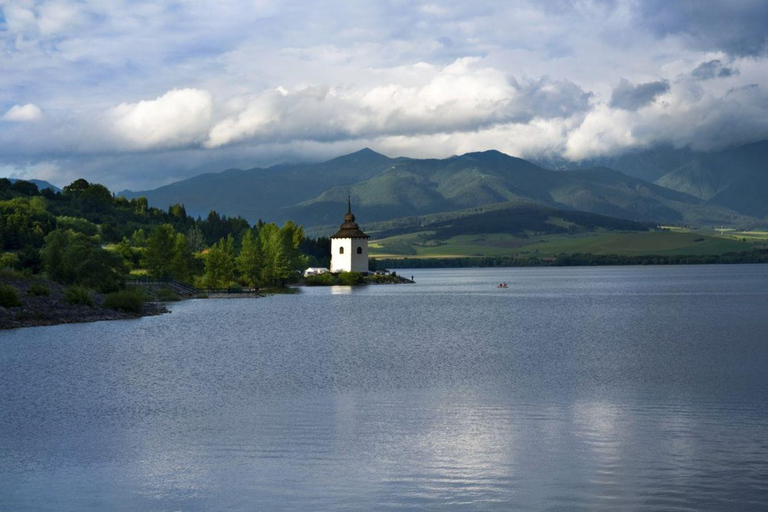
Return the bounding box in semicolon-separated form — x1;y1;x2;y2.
534;141;768;218
119;142;768;230
8;178;61;193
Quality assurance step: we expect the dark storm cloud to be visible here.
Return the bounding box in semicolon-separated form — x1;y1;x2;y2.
691;60;739;81
637;0;768;56
609;79;670;111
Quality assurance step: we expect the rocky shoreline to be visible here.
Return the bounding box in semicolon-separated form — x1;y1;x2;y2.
0;274;168;331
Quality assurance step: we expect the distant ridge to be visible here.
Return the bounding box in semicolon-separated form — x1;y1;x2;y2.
119;146;765;228
535;140;768;218
8;178;61;193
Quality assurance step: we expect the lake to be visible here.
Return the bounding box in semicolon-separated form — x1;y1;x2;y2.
2;265;768;511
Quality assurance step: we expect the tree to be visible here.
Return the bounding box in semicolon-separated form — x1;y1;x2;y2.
131;228;148;247
203;235;235;288
146;224;176;279
168;203;187;218
186;225;205;253
132;197;149;216
115;237;139;269
280;221;308;272
170;233;192;283
41;230;69;281
259;224;291;286
236;229;262;287
41;229;126;292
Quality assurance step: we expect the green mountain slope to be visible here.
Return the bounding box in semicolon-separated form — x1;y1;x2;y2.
121;148;399;221
287;152;752;227
121;147;762;228
539;141;768;218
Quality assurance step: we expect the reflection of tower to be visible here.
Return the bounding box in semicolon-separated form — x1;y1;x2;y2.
330;196;369;274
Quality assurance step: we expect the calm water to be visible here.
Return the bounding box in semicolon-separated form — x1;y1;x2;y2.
2;265;768;511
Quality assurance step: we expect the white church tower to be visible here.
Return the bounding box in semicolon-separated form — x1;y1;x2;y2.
330;197;369;274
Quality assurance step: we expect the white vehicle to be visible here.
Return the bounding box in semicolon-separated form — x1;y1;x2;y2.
304;267;330;277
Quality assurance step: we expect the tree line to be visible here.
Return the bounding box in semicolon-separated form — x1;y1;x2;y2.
378;250;768;269
1;178;314;292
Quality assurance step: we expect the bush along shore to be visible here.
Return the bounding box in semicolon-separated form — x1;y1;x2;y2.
0;272;168;330
303;271;414;286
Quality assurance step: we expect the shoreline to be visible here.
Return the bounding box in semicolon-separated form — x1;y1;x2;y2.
1;302;169;330
375;250;768;269
0;274;173;331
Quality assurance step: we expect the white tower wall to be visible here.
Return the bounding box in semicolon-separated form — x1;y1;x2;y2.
331;238;369;273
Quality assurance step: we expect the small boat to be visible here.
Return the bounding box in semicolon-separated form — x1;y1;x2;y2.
497;282;508;289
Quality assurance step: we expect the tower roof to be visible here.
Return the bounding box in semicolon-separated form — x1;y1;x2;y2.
331;196;369;239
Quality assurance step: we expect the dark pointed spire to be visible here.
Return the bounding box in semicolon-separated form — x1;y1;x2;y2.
332;193;368;239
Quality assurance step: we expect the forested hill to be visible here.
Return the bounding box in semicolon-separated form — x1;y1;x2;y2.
121;147;761;229
0;177;318;295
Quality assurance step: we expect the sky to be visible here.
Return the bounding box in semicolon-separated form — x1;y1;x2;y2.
1;0;768;190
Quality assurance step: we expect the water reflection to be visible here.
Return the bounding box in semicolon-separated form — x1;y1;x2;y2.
1;266;768;510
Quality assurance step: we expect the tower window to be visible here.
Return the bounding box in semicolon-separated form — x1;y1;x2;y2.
357;247;362;254
339;247;344;254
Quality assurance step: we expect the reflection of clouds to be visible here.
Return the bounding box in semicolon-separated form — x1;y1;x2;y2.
571;399;625;500
572;400;623;462
655;403;698;478
129;436;212;500
330;390;520;504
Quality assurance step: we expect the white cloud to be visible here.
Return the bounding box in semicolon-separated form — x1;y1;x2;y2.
112;89;214;150
565;105;637;160
1;1;768;189
3;104;43;122
205;57;590;148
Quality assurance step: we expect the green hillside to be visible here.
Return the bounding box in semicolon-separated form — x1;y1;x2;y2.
364;203;754;259
540;141;768;219
119;148;764;229
371;231;752;259
287;151;755;228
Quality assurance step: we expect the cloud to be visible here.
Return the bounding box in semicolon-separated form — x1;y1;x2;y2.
3;103;43;122
206;58;592;148
637;0;768;56
609;79;670;111
690;60;738;80
112;89;213;150
1;1;768;189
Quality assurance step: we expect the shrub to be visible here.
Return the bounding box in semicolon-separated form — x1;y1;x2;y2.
366;274;397;284
104;288;145;312
338;271;364;286
156;287;181;302
0;253;18;269
15;245;43;273
27;283;50;296
305;273;337;286
42;230;126;293
0;283;22;307
64;286;94;306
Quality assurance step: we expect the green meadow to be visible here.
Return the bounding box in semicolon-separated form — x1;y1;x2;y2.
370;230;755;259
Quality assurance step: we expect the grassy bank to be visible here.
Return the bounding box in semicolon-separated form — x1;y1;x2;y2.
370;229;764;260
